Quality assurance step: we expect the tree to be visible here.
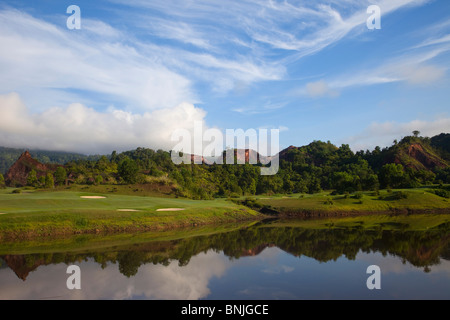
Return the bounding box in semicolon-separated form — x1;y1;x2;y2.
27;169;38;187
118;157;139;184
413;130;420;137
308;177;322;194
0;173;5;188
95;175;103;185
363;173;380;191
248;178;257;195
379;163;405;188
331;171;357;194
45;173;54;189
117;251;146;278
38;176;46;187
55;167;67;186
95;156;110;172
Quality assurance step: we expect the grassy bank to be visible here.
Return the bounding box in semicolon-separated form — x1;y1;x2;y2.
0;220;260;255
245;188;450;216
0;188;261;239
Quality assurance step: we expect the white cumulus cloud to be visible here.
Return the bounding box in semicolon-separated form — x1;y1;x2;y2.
0;92;207;155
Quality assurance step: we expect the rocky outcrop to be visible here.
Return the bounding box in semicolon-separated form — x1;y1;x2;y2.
0;255;46;281
240;243;275;257
4;151;60;187
407;144;446;169
189;149;270;164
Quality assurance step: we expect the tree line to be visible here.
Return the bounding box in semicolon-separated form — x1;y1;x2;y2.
1;132;449;198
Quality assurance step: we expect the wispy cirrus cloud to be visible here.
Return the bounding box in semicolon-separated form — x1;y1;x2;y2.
0;9;196;111
232;101;288;115
295;33;449;96
1;0;434;109
0;0;445;154
111;0;429;64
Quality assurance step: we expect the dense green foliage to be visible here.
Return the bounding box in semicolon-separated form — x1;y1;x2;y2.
54;167;67;186
4;133;450;198
44;172;54;189
26;169;38;187
118;157;139;184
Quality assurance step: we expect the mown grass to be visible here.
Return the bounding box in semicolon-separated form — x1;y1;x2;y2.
0;188;261;239
59;183;177;197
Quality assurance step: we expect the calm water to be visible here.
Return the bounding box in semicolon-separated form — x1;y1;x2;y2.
0;218;449;300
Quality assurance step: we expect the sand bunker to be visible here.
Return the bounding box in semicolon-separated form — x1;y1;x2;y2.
117;209;140;212
156;208;185;211
80;196;106;199
0;213;7;215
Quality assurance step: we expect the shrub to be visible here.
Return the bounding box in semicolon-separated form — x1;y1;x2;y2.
353;192;363;199
12;189;22;194
241;198;263;209
75;217;89;228
433;189;450;198
371;189;380;196
392;191;408;200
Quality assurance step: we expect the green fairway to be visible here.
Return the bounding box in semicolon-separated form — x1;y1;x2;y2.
0;188;261;239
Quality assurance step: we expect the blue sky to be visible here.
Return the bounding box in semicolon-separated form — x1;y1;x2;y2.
0;0;449;154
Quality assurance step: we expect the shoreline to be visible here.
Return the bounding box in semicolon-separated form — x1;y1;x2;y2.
1;207;449;241
0;209;265;241
272;207;450;218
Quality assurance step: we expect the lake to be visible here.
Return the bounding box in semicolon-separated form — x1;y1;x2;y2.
0;215;449;300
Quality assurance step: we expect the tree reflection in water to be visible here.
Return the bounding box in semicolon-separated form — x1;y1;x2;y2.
1;219;448;280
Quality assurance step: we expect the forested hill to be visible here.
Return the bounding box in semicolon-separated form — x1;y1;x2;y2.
1;132;449;198
0;147;100;174
279;133;450;171
431;133;450;161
